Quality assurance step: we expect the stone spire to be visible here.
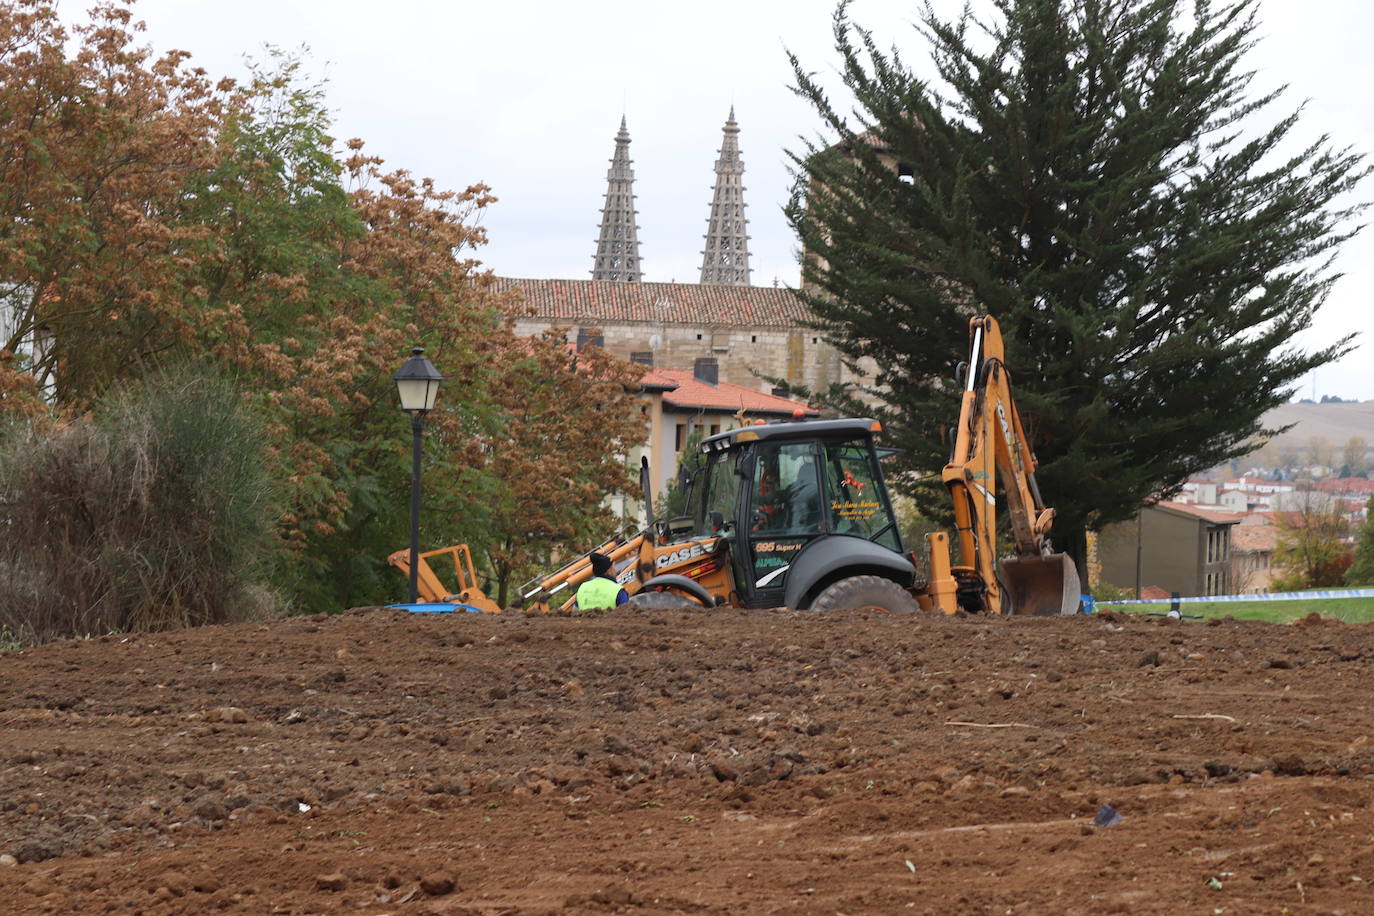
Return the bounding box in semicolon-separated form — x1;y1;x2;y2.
699;106;751;286
590;116;643;282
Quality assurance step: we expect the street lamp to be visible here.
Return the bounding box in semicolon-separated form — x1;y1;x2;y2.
395;347;444;603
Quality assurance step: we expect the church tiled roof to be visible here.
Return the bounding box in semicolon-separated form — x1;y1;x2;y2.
496;278;811;327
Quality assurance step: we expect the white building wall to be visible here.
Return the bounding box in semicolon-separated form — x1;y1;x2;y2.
1218;490;1248;512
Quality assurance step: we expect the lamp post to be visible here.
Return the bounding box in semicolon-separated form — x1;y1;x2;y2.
394;347;444;603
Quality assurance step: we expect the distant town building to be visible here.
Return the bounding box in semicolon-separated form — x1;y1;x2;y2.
1098;501;1242;598
1230;515;1279;594
549;111;853;398
1178;476;1294;512
1313;477;1374;523
1178;475;1369;527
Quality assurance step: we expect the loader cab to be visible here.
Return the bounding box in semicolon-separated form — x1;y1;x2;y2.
693;418;911;608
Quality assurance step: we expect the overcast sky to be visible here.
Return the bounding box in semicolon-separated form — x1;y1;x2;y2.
59;0;1374;401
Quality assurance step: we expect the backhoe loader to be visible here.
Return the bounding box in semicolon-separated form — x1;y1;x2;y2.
394;314;1079;615
518;415;923;613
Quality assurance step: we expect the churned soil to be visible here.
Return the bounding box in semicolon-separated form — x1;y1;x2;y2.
3;605;1374;914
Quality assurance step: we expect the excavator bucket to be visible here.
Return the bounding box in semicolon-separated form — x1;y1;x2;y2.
1001;553;1082;615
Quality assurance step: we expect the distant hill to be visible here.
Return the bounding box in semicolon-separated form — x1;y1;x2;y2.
1263;401;1374;448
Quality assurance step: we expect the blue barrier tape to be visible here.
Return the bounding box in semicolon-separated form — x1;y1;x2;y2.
1097;587;1374;606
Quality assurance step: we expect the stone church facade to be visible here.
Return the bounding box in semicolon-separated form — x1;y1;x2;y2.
497;277;856;397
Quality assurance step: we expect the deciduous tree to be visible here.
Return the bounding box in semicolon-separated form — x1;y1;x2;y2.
184;56;517;613
0;0;230;411
1272;490;1350;589
1340;437;1368;477
1307;437;1336;472
473;334;647;606
0;4;501;612
0;2;656;617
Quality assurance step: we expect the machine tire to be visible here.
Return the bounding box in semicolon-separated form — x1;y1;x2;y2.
807;575;918;613
626;589;705;610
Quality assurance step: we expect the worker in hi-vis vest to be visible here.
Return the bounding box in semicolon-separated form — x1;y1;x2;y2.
575;552;629;610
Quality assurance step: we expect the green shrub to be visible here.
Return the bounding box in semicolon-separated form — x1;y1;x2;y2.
1091;581;1136;602
0;366;283;643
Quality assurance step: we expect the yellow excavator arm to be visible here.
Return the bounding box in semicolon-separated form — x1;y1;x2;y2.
518;528;651;611
925;315;1080;615
386;544;503;613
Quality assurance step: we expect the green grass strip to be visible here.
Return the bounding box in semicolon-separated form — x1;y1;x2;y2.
1117;596;1374;623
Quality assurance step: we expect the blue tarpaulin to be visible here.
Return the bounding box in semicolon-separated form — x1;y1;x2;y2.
389;602;485;614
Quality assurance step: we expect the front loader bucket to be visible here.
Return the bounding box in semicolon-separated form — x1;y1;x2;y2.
1001;553;1082;615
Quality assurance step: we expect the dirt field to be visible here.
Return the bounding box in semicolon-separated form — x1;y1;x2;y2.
3;605;1373;915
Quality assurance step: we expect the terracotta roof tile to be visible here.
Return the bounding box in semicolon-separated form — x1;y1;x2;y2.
637;371;679;393
496;277;812;327
645;367;817;417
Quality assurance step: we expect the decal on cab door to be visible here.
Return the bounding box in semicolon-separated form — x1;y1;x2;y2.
657;544;705;569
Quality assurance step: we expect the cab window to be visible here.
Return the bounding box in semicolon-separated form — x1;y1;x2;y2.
695;448;740;535
822;438;901;550
749;442;823;534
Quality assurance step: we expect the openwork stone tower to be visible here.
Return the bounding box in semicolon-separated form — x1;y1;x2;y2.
590;116;643;282
698;106;751;286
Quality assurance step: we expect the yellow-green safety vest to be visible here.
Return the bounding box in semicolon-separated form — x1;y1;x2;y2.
575;576;622;610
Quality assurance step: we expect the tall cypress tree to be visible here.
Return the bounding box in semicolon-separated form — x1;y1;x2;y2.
786;0;1367;578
